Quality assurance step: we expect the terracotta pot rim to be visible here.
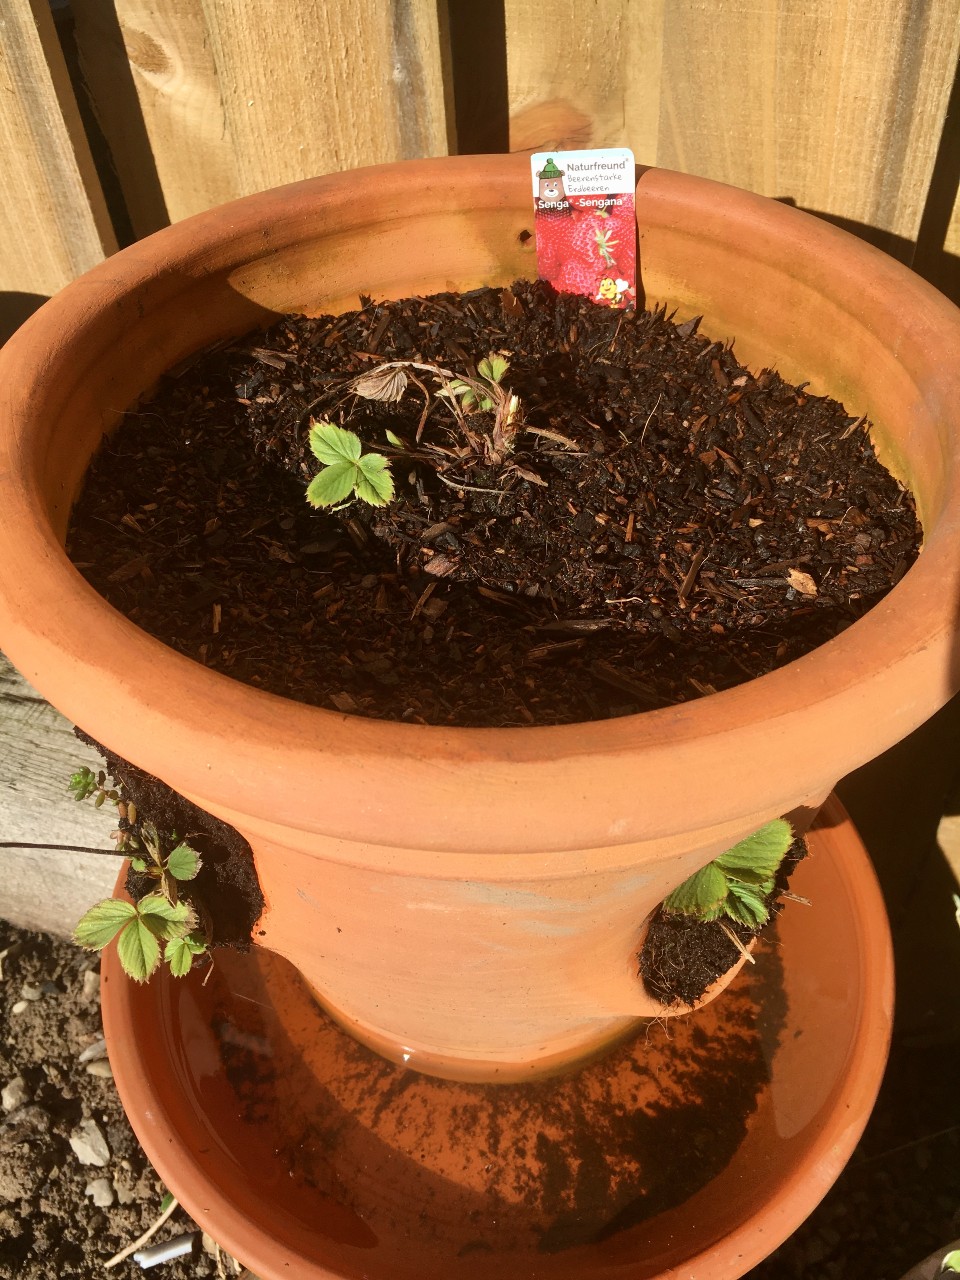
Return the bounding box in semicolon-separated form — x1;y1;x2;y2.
1;156;960;852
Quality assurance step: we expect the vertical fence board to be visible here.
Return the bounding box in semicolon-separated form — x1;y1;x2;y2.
0;0;115;297
656;0;960;252
73;0;452;235
505;0;665;159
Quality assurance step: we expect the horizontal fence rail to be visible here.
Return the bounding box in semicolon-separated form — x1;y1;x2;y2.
1;0;959;331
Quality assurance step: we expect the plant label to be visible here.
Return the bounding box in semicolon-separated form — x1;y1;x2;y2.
531;148;637;310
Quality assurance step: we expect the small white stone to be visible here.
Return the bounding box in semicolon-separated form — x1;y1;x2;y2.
81;970;100;1001
19;982;42;1001
10;1001;27;1016
85;1060;113;1080
69;1118;110;1167
1;1076;28;1113
78;1037;107;1064
84;1177;115;1208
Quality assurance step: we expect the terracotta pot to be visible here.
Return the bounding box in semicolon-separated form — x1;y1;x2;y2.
99;797;893;1280
0;155;958;1080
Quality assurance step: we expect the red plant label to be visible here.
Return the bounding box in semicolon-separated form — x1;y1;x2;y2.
531;148;637;310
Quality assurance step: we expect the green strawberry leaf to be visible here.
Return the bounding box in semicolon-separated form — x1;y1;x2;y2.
664;862;728;918
129;856;148;872
443;379;477;408
306;460;360;508
74;899;137;950
355;454;395;506
724;881;770;928
721;866;777;891
167;842;201;881
138;893;195;941
385;428;404;447
116;917;161;983
715;819;792;880
479;355;508;384
165;934;204;977
309;421;362;465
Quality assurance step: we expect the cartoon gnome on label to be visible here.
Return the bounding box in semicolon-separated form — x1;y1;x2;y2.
535;156;567;206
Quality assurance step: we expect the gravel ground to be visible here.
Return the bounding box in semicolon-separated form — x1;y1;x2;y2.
1;914;957;1280
0;918;246;1280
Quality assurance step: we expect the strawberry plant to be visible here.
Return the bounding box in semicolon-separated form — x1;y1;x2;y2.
74;892;207;982
444;354;510;412
663;819;794;928
69;763;211;981
305;421;395;509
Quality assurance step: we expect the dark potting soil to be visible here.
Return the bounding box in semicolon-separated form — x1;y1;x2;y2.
638;832;808;1006
66;280;921;730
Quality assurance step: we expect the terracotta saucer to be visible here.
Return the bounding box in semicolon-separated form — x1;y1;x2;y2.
101;795;892;1280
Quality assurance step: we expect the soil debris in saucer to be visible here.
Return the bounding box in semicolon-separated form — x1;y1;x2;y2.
66;280;922;729
166;933;787;1260
639;832;808;1005
74;731;264;953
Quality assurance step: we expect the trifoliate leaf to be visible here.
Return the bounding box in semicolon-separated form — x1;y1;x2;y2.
715;819;792;880
138;893;194;941
355;454;394;506
167;842;201;881
165;931;207;977
117;917;161;983
306;460;359;508
664;862;728;918
479;355;508;384
73;899;137;950
308;421;362;465
724;880;771;928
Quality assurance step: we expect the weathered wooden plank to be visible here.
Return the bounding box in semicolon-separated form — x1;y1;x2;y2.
73;0;453;236
505;0;665;160
656;0;960;252
0;0;115;297
0;655;122;937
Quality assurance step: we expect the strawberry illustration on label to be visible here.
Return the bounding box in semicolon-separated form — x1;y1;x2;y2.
531;149;636;310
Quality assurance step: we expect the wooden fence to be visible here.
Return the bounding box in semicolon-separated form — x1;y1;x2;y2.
2;0;960;333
